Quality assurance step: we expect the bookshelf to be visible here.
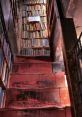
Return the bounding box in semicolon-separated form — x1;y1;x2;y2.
0;87;4;108
20;0;50;56
0;15;12;88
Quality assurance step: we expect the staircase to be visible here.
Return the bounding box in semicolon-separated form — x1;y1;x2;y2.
0;56;72;117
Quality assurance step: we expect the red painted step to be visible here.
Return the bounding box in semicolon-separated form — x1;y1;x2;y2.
0;107;72;117
5;87;70;109
7;72;70;109
14;56;52;64
12;63;52;74
9;73;56;89
9;72;66;89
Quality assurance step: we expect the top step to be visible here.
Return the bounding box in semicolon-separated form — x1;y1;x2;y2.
14;56;52;64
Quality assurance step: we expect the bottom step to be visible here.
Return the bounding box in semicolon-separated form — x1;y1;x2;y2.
5;87;70;109
0;107;72;117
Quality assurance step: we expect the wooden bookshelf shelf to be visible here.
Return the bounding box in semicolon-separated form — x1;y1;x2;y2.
19;0;50;57
0;14;12;88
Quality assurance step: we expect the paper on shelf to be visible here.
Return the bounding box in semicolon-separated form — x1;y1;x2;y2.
28;16;40;22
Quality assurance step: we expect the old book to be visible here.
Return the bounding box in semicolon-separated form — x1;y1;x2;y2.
27;16;40;22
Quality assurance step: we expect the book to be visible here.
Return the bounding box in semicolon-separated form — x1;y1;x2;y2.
22;24;27;31
22;10;26;17
27;16;40;22
43;48;50;56
41;39;49;47
21;39;32;48
20;48;33;56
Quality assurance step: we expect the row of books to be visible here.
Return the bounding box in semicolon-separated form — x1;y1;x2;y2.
20;39;49;48
20;48;50;56
22;5;46;12
23;0;47;5
22;22;47;31
31;38;49;47
22;30;48;39
22;9;46;17
22;16;47;24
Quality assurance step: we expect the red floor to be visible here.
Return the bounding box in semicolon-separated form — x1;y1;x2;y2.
3;56;72;116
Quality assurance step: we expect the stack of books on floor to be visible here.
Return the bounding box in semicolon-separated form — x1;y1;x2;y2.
20;0;50;56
